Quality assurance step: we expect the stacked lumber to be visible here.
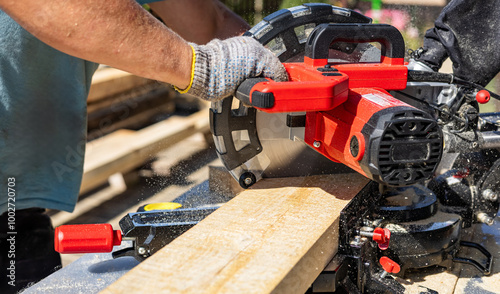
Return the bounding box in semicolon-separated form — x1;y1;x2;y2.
81;109;210;195
86;68;177;140
87;68;153;103
81;67;210;195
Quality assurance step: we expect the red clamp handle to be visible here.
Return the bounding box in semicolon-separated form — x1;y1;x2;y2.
379;256;401;274
372;227;391;250
55;224;122;254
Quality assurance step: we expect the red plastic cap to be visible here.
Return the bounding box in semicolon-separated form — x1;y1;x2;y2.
372;227;391;250
55;224;122;254
379;256;401;274
476;90;490;104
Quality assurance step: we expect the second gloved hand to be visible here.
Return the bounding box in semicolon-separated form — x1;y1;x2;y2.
179;36;288;101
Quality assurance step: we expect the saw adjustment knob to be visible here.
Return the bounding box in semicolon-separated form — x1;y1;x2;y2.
359;227;391;250
476;90;490;104
379;256;401;278
372;227;391;250
55;224;122;254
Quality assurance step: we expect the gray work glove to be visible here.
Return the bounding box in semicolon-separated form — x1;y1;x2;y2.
177;36;288;101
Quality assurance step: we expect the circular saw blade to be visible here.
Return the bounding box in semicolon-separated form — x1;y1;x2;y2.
255;111;352;178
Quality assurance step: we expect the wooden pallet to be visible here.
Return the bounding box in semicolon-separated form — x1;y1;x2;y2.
87;68;178;140
81;109;210;195
80;67;209;195
88;68;153;104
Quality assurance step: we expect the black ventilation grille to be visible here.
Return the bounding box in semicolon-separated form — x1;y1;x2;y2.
378;110;442;186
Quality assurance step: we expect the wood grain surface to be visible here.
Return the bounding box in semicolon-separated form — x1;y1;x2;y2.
102;173;369;294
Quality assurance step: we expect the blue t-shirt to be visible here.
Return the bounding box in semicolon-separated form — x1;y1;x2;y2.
0;1;160;213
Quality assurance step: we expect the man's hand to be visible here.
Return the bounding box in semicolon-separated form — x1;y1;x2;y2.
180;36;288;101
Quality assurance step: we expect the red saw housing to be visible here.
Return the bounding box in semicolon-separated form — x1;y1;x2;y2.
235;23;443;186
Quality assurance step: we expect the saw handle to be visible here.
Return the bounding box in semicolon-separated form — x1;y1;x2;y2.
304;23;405;65
235;78;275;109
55;224;122;254
234;61;352;113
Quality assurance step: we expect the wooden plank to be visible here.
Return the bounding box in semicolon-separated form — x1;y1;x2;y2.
88;68;152;104
80;109;210;194
102;173;369;294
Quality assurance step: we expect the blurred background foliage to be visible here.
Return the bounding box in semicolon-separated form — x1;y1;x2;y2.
219;0;444;51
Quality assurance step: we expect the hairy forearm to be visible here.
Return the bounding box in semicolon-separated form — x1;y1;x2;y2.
149;0;250;44
0;0;192;88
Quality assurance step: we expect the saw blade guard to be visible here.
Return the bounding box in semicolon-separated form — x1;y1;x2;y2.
210;99;271;188
210;4;371;188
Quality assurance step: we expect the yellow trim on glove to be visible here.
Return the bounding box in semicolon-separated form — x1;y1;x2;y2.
174;45;196;93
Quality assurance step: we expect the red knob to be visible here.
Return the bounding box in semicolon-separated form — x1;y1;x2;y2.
379;256;401;274
476;90;490;104
55;224;122;254
372;227;391;250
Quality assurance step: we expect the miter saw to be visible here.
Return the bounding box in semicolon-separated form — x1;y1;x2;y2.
54;4;500;293
209;3;499;293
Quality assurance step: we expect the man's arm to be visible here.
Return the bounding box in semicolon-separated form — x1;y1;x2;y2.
0;0;287;101
0;0;192;89
149;0;250;44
